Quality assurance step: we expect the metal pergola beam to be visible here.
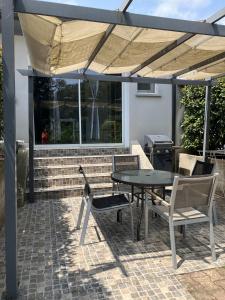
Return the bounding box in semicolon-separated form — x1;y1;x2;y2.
206;7;225;23
14;0;225;37
120;0;133;11
212;72;225;81
82;0;133;75
130;7;225;76
130;33;194;76
18;69;210;86
174;51;225;78
2;0;17;298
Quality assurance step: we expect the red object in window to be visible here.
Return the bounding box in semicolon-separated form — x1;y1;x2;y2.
41;129;48;144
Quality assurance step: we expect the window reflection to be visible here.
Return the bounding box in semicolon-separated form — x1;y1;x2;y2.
34;78;79;144
81;80;122;144
34;78;122;144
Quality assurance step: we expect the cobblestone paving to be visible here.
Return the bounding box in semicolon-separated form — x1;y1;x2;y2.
1;195;225;299
178;267;225;299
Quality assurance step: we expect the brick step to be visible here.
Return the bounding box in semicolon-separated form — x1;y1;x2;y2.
28;182;113;200
34;147;129;158
34;163;112;177
34;155;113;167
33;172;112;189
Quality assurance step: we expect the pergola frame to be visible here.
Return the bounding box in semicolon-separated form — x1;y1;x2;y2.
2;0;225;298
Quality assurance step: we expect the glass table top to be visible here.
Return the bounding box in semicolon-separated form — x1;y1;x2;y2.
111;169;177;187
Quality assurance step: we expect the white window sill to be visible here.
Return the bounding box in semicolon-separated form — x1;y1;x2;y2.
136;92;161;97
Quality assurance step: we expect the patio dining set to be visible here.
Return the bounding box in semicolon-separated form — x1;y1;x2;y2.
77;154;218;269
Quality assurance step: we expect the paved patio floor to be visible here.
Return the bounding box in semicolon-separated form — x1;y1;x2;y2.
178;266;225;300
1;195;225;299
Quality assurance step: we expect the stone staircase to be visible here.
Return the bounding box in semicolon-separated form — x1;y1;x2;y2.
32;147;129;200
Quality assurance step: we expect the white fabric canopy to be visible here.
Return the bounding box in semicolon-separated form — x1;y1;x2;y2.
19;13;225;80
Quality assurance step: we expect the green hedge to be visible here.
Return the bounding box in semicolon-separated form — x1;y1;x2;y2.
180;78;225;153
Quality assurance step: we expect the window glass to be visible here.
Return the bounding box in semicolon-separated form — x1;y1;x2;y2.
81;80;122;144
137;82;156;93
34;78;79;144
33;78;122;144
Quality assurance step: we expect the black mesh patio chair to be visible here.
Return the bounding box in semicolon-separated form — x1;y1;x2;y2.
112;155;143;205
192;160;214;176
77;166;134;245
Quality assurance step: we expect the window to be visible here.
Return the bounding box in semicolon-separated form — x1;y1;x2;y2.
33;77;122;144
137;82;156;94
34;77;80;144
80;80;122;144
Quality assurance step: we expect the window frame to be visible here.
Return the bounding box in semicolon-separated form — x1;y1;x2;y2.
136;82;160;97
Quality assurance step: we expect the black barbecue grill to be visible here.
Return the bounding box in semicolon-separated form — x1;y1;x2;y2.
144;134;173;172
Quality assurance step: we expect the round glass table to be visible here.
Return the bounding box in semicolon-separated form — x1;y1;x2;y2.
111;169;177;241
111;169;176;188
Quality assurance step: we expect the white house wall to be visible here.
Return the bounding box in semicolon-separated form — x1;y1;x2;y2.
128;83;172;146
0;34;29;143
15;35;29;143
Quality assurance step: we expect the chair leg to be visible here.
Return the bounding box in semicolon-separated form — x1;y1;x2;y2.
169;222;177;269
180;225;187;238
136;197;140;207
183;225;187;238
209;218;216;261
112;182;116;195
213;201;218;225
79;200;92;246
77;197;85;229
117;209;122;223
129;205;134;241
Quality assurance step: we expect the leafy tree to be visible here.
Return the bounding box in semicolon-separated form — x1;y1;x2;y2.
180;78;225;153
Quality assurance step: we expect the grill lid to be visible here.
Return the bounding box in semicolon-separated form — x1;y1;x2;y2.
144;134;173;147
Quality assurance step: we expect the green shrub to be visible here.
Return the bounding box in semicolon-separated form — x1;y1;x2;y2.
180;78;225;153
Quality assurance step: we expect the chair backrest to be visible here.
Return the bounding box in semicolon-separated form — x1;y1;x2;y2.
79;166;92;197
170;174;218;215
192;160;214;176
112;155;140;172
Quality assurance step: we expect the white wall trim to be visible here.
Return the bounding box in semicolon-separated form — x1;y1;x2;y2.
34;143;125;150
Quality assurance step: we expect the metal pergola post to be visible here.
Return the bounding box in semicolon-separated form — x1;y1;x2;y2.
28;74;34;202
203;82;212;161
172;83;177;144
2;0;17;298
171;82;177;172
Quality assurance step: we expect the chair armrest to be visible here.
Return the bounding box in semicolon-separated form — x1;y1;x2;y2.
147;190;171;207
160;199;171;207
146;190;163;201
